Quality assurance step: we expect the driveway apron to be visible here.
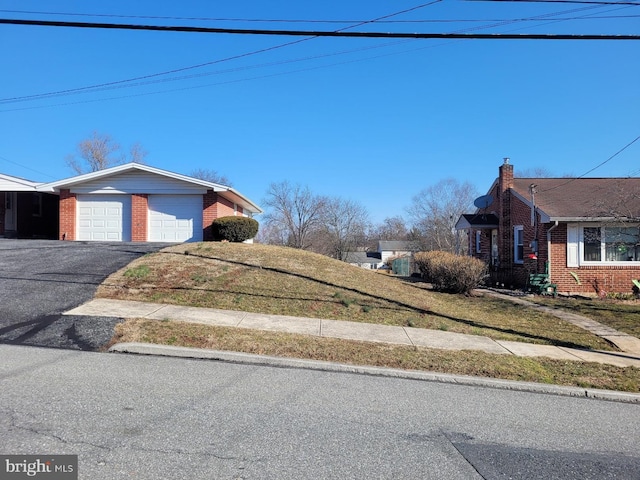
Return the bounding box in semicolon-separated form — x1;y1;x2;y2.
0;239;165;350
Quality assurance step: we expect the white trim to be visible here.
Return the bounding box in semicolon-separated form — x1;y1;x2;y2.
566;225;579;267
569;222;640;266
39;163;263;214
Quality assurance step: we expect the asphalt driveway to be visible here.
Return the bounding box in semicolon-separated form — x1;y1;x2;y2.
0;239;167;350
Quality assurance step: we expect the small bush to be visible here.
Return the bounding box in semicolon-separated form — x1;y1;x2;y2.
211;216;259;242
414;251;487;294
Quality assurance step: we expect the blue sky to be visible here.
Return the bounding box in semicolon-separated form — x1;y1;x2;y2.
1;1;638;223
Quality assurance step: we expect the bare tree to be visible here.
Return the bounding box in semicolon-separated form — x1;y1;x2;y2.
371;216;409;241
190;168;232;186
516;167;574;178
407;178;478;254
262;181;326;250
66;131;148;174
129;142;148;164
320;198;370;260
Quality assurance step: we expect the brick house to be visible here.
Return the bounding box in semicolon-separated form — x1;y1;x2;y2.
456;159;640;295
1;163;262;243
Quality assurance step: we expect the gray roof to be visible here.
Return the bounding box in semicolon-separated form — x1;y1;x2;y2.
378;240;420;252
343;252;382;264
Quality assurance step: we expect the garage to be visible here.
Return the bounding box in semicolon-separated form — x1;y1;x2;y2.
148;195;203;242
77;194;132;241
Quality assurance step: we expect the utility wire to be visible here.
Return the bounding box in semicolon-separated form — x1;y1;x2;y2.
1;1;632;109
540;135;640;192
466;0;640;5
1;18;639;39
0;2;440;104
2;9;638;23
0;155;57;179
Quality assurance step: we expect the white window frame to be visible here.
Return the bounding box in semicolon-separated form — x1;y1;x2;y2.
514;225;524;264
572;223;640;266
475;231;482;254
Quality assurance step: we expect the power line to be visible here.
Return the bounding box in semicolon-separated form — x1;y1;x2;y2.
0;2;440;104
1;2;632;109
1;18;639;39
2;8;638;23
0;154;57;179
540;134;640;192
467;0;640;5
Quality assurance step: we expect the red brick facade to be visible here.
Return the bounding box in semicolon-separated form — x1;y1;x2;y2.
468;161;640;295
59;189;76;241
202;190;239;240
131;194;148;242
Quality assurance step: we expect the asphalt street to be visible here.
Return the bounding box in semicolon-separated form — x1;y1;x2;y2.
0;239;166;350
2;344;639;479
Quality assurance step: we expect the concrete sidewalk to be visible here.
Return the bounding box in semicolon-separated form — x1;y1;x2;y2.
66;298;640;368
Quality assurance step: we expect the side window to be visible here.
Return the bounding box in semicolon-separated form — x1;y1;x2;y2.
514;226;524;263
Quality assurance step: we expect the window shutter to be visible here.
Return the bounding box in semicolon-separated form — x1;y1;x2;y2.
567;225;579;267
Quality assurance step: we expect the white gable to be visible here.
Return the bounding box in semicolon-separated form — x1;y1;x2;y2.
68;170;208;195
0;173;38;192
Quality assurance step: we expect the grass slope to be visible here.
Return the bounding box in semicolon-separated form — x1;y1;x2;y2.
100;242;612;350
100;242;640;392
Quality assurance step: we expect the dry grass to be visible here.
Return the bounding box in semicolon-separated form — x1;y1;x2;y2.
530;296;640;338
98;242;615;350
110;319;640;392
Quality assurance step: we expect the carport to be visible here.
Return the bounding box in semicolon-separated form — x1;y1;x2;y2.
0;173;59;239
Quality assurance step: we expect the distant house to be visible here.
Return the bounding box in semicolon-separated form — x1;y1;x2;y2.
344;240;420;271
343;251;384;270
456;159;640;295
377;240;421;264
0;163;262;243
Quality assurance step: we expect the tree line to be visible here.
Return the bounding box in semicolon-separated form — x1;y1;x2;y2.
65;132;480;259
259;179;479;260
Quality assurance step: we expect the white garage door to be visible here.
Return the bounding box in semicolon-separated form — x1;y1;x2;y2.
77;194;132;241
148;195;203;242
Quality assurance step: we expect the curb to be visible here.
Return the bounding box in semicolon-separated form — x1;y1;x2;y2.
109;342;640;405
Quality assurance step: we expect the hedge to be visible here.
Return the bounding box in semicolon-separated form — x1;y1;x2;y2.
211;216;259;242
414;250;487;294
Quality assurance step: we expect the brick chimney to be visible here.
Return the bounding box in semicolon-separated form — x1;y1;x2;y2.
499;157;514;192
498;158;513;268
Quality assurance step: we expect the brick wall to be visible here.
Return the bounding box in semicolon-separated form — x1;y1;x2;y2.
549;223;640;295
59;189;76;240
202;190;217;241
131;194;148;241
202;190;239;240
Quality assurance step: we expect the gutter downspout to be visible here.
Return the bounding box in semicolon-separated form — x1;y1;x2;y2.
546;221;559;278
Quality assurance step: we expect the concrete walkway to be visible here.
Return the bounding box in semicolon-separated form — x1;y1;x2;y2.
65;297;640;368
480;289;640;355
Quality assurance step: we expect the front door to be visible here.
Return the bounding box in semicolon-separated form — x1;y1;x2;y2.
491;229;498;267
5;192;17;232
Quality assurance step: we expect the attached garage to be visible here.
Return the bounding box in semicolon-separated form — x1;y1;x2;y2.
148;195;203;242
41;163;262;243
77;194;131;241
